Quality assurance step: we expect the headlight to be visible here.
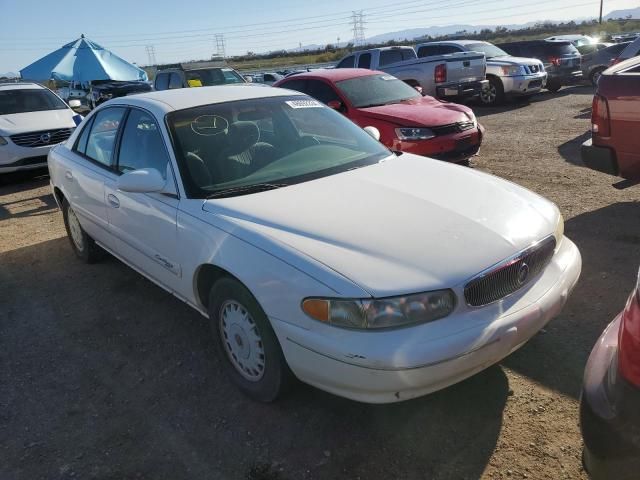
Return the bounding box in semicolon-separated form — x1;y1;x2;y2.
500;66;522;76
554;213;564;247
395;127;435;141
302;290;456;330
0;137;7;146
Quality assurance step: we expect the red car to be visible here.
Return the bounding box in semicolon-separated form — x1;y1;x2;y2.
581;55;640;180
274;69;484;164
581;267;640;479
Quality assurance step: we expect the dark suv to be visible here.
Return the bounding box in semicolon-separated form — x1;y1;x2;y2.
497;40;582;92
154;64;246;91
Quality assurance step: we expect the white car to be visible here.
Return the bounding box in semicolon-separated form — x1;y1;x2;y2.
0;82;81;174
48;85;582;404
545;35;599;47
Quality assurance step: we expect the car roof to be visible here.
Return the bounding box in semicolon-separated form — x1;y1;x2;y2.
278;68;385;82
0;82;45;91
108;84;304;112
498;40;571;46
546;35;592;40
420;40;488;45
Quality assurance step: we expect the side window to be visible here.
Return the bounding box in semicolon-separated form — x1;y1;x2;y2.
74;115;95;155
358;53;372;69
84;107;126;167
379;50;403;66
264;74;275;82
306;80;340;104
279;79;307;93
168;72;183;89
417;45;440;57
336;55;355;68
155;73;169;91
117;109;169;178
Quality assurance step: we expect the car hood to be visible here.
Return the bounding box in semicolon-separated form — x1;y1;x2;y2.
356;96;472;127
202;154;558;297
0;109;75;136
488;56;542;66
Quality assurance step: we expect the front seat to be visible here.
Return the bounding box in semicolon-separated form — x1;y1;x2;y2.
218;121;276;180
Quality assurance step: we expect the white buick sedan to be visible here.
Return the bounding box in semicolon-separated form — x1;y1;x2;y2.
48;85;581;403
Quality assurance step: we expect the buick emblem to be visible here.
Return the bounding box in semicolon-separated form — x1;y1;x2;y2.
517;263;530;285
40;133;51;144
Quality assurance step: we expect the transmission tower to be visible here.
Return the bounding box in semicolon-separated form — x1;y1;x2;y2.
351;11;365;46
215;34;226;59
145;45;157;65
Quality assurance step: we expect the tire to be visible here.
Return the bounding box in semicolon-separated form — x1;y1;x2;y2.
62;198;104;263
589;68;605;87
546;80;562;93
208;277;293;402
479;77;504;106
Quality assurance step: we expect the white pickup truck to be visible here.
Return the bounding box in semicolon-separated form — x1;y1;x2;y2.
335;46;488;100
416;41;547;106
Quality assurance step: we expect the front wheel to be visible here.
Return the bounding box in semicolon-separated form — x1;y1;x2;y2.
479;77;504;106
62;198;104;263
546;80;562;93
208;277;293;402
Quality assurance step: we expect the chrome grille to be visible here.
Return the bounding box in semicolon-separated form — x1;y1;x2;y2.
525;64;541;74
464;236;556;307
10;128;74;148
431;121;475;136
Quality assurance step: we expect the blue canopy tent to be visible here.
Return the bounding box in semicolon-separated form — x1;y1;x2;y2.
20;35;148;83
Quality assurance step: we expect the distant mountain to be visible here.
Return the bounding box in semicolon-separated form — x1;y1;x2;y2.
0;72;18;79
604;7;640;20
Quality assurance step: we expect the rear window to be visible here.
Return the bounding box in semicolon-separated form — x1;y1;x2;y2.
185;68;245;87
336;56;355;68
0;88;68;115
379;48;415;66
545;43;580;56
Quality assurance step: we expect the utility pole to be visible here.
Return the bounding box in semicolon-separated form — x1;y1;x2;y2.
144;45;157;66
215;34;226;59
599;0;603;24
351;11;365;46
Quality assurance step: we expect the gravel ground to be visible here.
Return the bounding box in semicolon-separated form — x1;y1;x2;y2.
1;86;638;480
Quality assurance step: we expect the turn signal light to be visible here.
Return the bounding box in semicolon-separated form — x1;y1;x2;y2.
302;299;329;322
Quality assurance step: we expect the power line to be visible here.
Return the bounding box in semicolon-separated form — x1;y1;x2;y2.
215;34;226;58
351;11;366;46
144;45;157;65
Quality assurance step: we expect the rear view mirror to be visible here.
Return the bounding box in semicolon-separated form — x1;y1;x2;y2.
117;168;166;193
363;126;381;141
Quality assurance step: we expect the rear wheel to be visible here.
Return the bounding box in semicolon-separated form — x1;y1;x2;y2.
546;80;562;92
62;198;104;263
208;277;293;402
479;77;504;106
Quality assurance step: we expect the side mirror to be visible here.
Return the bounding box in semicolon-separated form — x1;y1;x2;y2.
327;100;343;110
244;75;253;83
363;126;381;141
413;85;423;95
68;99;82;108
117;168;166;193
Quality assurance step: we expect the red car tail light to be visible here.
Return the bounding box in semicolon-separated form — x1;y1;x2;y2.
591;94;611;137
434;64;447;83
618;279;640;388
548;56;562;66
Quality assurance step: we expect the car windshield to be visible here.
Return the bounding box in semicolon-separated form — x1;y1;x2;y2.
185;68;245;87
466;43;509;58
335;74;420;108
0;88;68;115
167;95;391;198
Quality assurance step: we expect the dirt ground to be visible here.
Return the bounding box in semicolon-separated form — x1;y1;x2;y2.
1;86;638;480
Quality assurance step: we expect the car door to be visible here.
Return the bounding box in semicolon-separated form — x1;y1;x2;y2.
103;107;181;289
63;106;126;250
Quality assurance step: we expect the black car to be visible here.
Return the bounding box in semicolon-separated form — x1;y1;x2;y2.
580;267;640;479
497;40;582;92
153;64;246;91
89;80;152;109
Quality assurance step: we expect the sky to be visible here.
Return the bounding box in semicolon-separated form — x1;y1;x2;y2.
0;0;637;73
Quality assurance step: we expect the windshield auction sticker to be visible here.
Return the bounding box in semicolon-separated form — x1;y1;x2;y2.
285;99;322;109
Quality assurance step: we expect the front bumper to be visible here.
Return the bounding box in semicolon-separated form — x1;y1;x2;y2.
581;138;618;176
436;79;489;99
0;142;52;173
580;314;640;480
502;73;547;96
548;69;583;85
274;237;581;403
395;125;484;164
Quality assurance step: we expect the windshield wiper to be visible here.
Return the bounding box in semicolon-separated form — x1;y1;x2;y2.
206;183;288;199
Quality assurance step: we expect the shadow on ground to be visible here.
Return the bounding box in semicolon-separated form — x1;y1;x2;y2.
557;131;591;169
503;202;640;399
0;237;508;480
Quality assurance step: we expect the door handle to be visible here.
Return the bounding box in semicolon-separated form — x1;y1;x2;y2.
107;193;120;208
65;170;73;181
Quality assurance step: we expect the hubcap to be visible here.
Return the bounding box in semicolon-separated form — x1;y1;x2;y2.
219;300;265;381
67;207;84;252
481;84;497;104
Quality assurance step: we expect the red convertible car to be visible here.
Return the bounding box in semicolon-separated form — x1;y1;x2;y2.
275;69;484;164
581;55;640;181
